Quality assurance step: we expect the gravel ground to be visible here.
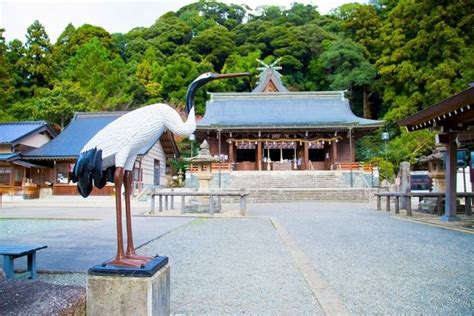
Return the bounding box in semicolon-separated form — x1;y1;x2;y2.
38;273;87;287
0;219;81;239
139;217;322;314
249;202;474;314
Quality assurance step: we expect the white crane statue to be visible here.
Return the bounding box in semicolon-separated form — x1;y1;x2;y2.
72;72;249;267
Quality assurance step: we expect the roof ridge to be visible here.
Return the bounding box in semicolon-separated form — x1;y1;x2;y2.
0;120;47;125
210;91;347;101
75;111;128;115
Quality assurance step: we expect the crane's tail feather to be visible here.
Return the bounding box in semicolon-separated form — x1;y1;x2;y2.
72;148;106;197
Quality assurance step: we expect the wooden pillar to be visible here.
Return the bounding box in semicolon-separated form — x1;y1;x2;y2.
442;134;459;221
257;141;262;171
303;142;309;170
349;128;353;187
332;141;338;167
229;141;234;165
218;129;222;188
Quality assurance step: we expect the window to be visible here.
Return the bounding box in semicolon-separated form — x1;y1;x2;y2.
0;166;11;185
236;149;255;162
309;149;325;162
154;159;160;186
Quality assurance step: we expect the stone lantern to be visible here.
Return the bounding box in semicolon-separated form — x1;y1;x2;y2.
417;145;446;213
185;140;219;212
419;144;446;192
187;140;219;192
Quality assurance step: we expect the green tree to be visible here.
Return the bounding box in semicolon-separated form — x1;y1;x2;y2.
63;38;134;111
177;1;248;31
159;56;200;108
377;0;474;123
320;38;376;118
8;81;89;128
339;4;382;63
190;25;235;72
387;129;435;167
145;13;192;56
21;20;54;92
221;50;261;91
0;29;16;121
135;47;165;103
5;39;27;101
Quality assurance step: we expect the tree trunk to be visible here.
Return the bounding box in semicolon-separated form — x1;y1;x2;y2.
363;86;372;119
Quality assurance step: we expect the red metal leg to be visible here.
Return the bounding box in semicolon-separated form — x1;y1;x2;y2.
107;167;143;267
124;169;152;263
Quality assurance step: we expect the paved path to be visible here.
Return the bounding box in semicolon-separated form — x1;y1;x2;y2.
248;202;474;314
0;206;193;272
2;200;473;314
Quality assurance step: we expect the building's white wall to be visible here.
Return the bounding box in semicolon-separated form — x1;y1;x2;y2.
21;133;52;148
141;141;167;186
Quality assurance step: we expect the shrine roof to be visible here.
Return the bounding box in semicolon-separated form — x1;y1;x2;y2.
197;92;384;129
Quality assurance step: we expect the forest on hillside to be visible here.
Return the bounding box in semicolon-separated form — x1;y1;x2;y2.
0;0;472;174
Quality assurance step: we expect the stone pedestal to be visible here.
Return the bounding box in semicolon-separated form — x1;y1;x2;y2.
87;256;170;316
399;162;410;209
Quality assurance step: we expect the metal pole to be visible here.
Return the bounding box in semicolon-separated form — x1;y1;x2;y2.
384;140;387;182
349;128;353;187
218;129;222;188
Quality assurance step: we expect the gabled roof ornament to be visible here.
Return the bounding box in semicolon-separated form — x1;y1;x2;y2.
253;58;288;93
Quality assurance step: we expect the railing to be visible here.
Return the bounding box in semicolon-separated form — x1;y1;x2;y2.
187;163;232;173
334;162;373;172
374;192;474;216
150;189;249;216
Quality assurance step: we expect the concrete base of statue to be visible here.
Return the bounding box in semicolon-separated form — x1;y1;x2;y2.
86;256;170;316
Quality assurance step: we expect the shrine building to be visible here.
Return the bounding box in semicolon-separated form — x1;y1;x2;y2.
195;62;383;171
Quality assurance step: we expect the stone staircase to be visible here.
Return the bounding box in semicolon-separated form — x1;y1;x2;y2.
227;171;349;189
218;171;376;202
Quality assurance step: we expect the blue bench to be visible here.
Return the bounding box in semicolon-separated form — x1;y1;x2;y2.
0;245;47;280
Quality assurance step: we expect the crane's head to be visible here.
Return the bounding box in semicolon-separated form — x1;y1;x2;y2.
185;72;250;114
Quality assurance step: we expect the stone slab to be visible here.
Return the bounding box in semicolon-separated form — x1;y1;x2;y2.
87;263;170;316
88;256;168;277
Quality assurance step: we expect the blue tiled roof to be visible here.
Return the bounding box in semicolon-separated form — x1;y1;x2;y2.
0;153;19;161
0;121;49;144
25;112;161;159
197;92;384;129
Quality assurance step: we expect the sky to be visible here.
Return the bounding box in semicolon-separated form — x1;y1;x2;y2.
0;0;366;43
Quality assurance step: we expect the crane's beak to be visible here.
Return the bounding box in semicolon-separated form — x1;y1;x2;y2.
213;72;251;79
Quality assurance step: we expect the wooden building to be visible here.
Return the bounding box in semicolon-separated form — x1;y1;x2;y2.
0;121;57;195
24;112;179;195
195;63;383;171
398;84;474;221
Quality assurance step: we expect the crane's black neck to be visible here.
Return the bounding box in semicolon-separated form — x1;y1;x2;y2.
185;79;210;114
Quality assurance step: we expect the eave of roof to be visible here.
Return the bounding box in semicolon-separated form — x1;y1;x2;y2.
397;86;474;131
0;121;56;145
0;152;20;161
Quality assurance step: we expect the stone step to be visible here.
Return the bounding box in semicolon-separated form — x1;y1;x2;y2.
221;188;375;203
227;170;352;189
